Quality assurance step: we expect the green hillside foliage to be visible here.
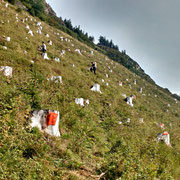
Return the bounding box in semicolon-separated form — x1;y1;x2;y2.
0;1;180;179
6;0;180;98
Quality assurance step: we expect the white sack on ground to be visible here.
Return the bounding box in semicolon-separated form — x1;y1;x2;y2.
119;81;122;86
48;40;52;45
3;46;7;50
60;50;65;56
37;28;42;34
42;53;49;60
6;37;11;41
48;76;62;83
159;123;164;128
75;98;89;107
139;118;144;123
31;110;60;137
54;57;60;62
156;132;171;146
124;95;135;107
139;87;143;94
0;66;12;77
122;93;126;98
75;49;82;55
91;84;102;93
26;25;30;30
37;22;41;26
28;30;33;36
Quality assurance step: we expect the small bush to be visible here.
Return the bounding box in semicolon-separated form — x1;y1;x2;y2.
8;0;15;5
16;7;22;13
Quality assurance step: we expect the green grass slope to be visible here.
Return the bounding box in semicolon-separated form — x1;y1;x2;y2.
0;2;180;179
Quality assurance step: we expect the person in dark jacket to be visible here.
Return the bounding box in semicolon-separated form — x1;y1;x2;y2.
90;62;97;74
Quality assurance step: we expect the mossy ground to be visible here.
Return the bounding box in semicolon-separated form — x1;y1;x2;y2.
0;2;180;179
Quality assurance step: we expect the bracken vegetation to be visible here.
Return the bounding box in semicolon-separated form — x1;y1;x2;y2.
0;1;180;179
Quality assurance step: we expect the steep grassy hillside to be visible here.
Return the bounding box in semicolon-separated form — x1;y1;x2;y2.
0;2;180;179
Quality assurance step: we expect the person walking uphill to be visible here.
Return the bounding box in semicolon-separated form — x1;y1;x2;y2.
90;62;97;74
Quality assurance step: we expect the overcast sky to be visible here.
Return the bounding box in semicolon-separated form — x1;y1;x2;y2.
46;0;180;95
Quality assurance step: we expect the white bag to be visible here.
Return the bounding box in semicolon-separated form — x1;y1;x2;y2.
31;110;60;137
0;66;12;77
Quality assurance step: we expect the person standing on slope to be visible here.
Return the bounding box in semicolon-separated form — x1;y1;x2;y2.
90;62;97;74
42;42;47;53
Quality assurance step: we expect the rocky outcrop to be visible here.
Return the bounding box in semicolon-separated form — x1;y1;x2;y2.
44;1;56;16
15;0;27;10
